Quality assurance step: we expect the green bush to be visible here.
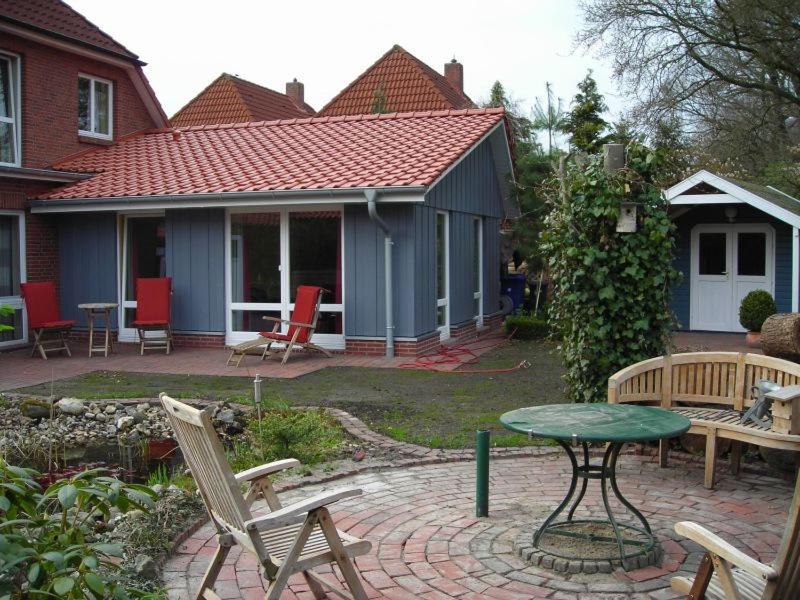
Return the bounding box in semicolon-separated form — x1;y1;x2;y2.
504;314;549;340
231;408;345;470
739;289;777;332
0;461;157;599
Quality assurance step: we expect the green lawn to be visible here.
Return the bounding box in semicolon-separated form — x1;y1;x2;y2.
12;339;567;449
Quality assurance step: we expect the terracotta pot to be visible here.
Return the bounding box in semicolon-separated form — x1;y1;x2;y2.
746;331;762;348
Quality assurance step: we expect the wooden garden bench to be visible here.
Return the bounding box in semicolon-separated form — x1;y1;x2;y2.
608;352;800;489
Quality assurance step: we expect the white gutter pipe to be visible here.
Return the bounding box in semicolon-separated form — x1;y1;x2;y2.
365;189;394;358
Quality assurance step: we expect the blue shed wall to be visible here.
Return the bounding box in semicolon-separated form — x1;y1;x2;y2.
165;209;226;333
58;213;118;328
671;204;792;329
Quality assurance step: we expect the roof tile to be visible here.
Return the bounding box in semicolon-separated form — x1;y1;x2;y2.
42;108;506;200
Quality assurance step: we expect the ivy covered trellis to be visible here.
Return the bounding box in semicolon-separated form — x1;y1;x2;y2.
542;143;680;403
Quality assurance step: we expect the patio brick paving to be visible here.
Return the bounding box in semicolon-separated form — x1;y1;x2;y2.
162;452;793;599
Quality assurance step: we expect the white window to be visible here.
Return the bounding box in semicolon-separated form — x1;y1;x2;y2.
0;53;20;166
473;217;483;326
78;74;112;138
0;211;26;347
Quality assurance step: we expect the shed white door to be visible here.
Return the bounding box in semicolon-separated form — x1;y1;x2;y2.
690;224;774;331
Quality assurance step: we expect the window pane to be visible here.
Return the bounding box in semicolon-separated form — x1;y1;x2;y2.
436;305;446;327
436;213;446;301
0;307;23;343
0;215;20;297
78;77;90;131
125;217;166;300
0;58;11;118
289;211;341;302
231;310;281;333
737;233;766;276
0;122;14;164
314;311;343;334
231;213;280;303
699;233;726;275
93;80;110;135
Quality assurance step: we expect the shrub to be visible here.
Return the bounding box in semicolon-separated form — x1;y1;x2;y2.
504;314;549;340
0;461;157;599
739;289;777;332
231;408;345;470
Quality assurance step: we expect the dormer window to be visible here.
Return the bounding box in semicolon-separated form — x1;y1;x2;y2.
78;74;112;139
0;53;20;166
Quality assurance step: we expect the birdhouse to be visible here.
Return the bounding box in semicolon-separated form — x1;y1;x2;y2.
616;202;637;233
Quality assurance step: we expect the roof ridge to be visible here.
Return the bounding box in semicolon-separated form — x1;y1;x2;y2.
170;73;232;122
225;74;257;121
171;107;505;133
396;46;472;106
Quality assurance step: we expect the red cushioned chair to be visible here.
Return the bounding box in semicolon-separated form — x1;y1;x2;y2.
20;282;76;360
131;277;173;355
227;285;332;367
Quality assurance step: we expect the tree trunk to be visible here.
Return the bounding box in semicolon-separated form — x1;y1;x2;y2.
761;314;800;362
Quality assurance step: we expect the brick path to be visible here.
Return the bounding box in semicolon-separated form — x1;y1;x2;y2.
162;453;792;599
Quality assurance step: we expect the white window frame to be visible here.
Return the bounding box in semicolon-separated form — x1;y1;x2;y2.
473;216;484;327
0;52;21;167
436;210;450;340
78;73;113;140
0;209;27;348
118;212;164;342
224;205;345;350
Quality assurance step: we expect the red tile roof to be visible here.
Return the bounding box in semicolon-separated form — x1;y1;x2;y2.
319;45;474;117
171;74;315;127
41;108;506;200
0;0;139;61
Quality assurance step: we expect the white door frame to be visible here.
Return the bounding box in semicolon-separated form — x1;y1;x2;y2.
0;209;27;348
436;210;450;340
690;223;775;331
117;212;165;342
224;205;345;349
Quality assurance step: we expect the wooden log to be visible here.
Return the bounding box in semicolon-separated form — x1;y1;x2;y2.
761;313;800;363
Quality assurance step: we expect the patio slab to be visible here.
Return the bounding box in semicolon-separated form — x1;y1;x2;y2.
163;453;793;599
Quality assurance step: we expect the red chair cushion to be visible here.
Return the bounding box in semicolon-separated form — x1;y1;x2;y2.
39;320;76;330
289;286;323;344
135;278;171;324
20;282;61;329
131;320;169;327
258;331;292;342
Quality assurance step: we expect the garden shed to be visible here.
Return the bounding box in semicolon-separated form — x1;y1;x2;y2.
666;170;800;332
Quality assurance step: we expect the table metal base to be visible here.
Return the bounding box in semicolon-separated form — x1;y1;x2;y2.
533;440;656;564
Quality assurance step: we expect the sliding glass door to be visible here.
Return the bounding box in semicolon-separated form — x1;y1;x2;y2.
0;211;25;347
226;207;344;348
120;214;165;340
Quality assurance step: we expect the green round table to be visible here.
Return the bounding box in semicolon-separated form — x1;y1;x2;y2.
500;403;690;565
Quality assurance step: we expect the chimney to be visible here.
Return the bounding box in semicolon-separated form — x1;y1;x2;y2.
286;78;304;106
444;57;463;93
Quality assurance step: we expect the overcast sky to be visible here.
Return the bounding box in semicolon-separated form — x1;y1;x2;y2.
69;0;624;138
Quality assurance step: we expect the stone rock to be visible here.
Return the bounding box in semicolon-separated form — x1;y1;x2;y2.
116;416;135;431
216;409;235;424
136;403;150;413
56;398;84;415
105;404;118;414
21;400;52;419
133;554;158;579
151;484;164;495
106;424;117;436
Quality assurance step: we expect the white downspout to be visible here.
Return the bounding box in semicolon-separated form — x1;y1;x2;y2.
365;190;394;358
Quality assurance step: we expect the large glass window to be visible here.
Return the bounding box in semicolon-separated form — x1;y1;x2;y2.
123;217;165;327
78;75;112;138
231;212;280;303
699;232;727;275
0;54;19;166
0;213;24;345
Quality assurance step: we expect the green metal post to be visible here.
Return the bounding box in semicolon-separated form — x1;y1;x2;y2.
476;430;490;517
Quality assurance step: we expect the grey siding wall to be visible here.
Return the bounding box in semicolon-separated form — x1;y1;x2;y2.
671;204;792;329
58;213;118;328
344;204;416;338
484;217;501;316
165;209;225;332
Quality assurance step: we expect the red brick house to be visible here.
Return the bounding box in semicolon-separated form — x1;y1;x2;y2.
0;0;167;348
319;45;474;117
170;73;314;127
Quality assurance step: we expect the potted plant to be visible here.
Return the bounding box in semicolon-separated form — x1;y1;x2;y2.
739;289;777;347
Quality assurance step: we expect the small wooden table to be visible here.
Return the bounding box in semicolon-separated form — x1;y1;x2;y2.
500;403;690;568
78;302;118;357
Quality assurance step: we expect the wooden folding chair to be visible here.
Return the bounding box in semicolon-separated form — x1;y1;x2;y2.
20;282;76;360
227;285;333;367
671;471;800;599
131;277;173;355
160;394;371;600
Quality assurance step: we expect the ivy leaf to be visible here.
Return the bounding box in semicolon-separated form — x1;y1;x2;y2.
598;286;615;300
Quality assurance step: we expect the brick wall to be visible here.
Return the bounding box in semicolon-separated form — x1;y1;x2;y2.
346;333;442;357
1;33;159;170
172;333;226;348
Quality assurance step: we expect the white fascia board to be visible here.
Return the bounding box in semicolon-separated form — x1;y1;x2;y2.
669;194;742;205
30;190;425;214
665;169;800;228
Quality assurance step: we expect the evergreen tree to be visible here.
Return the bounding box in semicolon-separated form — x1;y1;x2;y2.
532;82;567;158
561;71;609;153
